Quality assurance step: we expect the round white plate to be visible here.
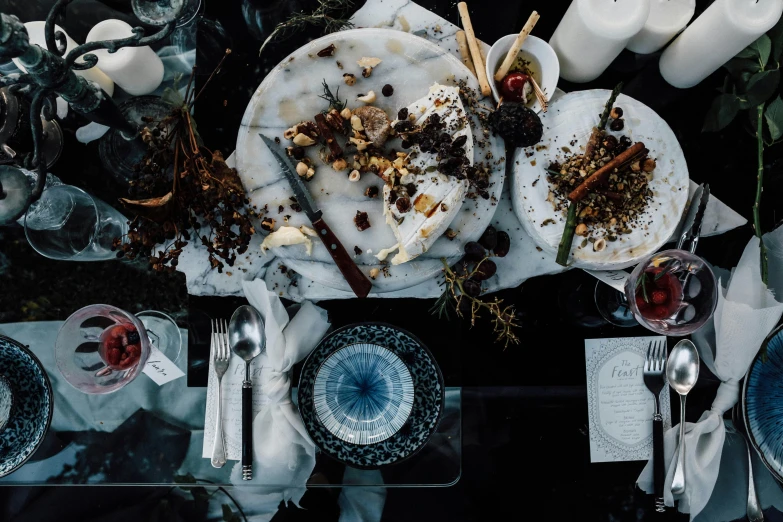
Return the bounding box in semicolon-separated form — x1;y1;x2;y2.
511;90;689;270
235;28;505;293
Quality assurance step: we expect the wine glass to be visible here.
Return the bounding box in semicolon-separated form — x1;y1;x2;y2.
625;249;718;335
55;305;181;394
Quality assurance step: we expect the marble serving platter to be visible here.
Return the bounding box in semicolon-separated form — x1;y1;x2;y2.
235;28;505;293
511;90;689;270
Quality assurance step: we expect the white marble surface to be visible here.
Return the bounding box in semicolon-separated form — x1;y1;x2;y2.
175;0;747;300
513;90;690;270
234;28;505;293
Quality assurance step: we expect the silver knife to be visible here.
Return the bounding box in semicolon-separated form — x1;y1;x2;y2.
258;134;373;298
677;184;710;254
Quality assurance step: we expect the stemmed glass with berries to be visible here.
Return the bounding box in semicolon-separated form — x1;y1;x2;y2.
624;249;718;335
55;305;181;394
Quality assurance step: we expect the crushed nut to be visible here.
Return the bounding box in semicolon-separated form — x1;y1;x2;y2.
316;43;336;57
354;210;371;231
365;185;379;198
295;162;308;176
349;170;361;182
260;218;276;232
361;67;373;78
575;223;588;236
369;268;380;279
357;57;382;68
340;107;352;119
643;158;656;172
349;137;370;151
630;161;641;172
343;73;356;86
332;158;348;171
351;114;364;131
593;238;607;252
283;128;296;140
445;228;457;240
306;167;315;179
357;91;376;103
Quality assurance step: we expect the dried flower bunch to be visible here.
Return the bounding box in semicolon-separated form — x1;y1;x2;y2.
113;50;256;273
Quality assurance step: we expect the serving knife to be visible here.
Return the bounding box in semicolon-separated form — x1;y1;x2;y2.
259;134;373;298
676;183;710;254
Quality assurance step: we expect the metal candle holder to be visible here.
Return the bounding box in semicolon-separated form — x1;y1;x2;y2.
0;0;190;223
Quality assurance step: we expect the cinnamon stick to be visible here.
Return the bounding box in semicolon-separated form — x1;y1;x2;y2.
314;113;343;158
568;142;646;202
456;30;477;76
457;2;492;96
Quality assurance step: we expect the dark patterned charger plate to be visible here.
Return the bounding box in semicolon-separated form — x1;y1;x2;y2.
0;334;54;478
298;323;444;469
743;323;783;482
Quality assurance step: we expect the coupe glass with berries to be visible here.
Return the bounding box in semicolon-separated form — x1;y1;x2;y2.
55;304;180;394
624;249;718;335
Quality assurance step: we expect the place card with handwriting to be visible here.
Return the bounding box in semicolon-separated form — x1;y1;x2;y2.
142;345;185;386
585;336;671;462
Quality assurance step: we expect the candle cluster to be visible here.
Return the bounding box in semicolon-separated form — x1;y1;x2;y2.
550;0;783;88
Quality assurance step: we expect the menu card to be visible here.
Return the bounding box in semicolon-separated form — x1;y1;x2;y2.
585;336;672;463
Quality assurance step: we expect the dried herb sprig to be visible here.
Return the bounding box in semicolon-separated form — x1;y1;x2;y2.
431;258;520;347
318;79;347;112
259;0;355;56
114;50;256;273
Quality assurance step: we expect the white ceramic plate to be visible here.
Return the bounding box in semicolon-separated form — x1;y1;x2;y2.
511;90;689;270
235;28;505;293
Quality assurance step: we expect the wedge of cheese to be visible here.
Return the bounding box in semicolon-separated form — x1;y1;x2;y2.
383;84;473;265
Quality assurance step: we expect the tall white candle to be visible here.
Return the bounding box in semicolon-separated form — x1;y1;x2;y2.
86;20;164;96
550;0;650;83
627;0;695;55
660;0;783;88
13;22;115;96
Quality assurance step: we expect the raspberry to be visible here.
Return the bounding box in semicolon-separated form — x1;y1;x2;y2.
108;348;121;366
635;295;649;310
651;289;669;305
651;305;670;320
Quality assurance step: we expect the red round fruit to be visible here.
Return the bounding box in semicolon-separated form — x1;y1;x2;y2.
651;305;670;320
651;289;668;305
635;295;649;310
499;72;530;103
108;348;121;366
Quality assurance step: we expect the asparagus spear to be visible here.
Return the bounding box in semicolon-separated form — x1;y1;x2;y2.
555;83;623;267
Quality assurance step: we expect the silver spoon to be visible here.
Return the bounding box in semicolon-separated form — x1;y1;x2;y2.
667;339;700;496
229;305;266;481
732;403;764;522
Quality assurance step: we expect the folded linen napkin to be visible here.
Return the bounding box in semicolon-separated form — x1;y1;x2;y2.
638;229;783;519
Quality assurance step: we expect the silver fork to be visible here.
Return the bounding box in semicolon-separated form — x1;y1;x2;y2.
643;339;667;513
211;319;230;468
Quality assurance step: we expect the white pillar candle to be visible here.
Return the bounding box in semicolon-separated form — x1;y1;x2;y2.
627;0;695;54
660;0;783;88
549;0;650;83
86;19;164;96
13;21;115;96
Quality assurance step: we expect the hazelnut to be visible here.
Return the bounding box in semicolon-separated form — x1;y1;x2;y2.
369;268;380;280
616;182;624;190
306;167;315;179
349;137;370;151
357;91;376;103
260;218;276;232
351;114;364;131
445;228;457;240
362;66;373;78
382;84;394;97
343;73;356;86
579;206;593;217
593;238;607;252
283;127;296;140
609;118;624;131
340;107;352;119
349;170;361;182
575;223;588;236
332;158;348;171
295;162;308;176
610;107;623;119
643;158;656;172
630;161;641;172
609;217;617;226
293;133;316;146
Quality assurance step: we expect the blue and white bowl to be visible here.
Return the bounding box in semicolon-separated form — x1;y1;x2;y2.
0;335;53;478
743;323;783;482
299;323;444;469
313;343;415;445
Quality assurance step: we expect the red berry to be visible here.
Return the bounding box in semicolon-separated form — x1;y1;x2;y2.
651;305;670;320
635;295;649;310
499;72;530;103
651;289;668;305
108;348;121;366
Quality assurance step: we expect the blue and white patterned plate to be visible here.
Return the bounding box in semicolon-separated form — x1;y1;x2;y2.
299;323;444;469
314;343;415;445
0;335;53;478
743;323;783;482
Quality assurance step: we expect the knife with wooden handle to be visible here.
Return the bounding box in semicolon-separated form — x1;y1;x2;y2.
258;134;373;298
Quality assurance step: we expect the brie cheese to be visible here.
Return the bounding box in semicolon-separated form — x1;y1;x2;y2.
383;84;472;265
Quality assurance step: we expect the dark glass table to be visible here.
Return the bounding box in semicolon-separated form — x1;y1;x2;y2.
1;0;782;520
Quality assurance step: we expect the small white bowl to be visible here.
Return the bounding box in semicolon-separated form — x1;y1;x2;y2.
485;34;560;113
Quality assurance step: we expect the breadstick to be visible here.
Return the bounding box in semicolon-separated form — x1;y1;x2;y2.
457;2;491;96
494;11;540;82
456;30;476;76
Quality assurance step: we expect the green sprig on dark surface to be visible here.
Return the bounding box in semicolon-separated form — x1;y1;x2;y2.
259;0;355;56
318;79;347;112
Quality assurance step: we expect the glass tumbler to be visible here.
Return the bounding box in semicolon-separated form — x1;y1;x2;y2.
24;185;127;261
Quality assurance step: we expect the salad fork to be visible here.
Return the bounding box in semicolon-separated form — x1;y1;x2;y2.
643;339;667;512
210;319;230;468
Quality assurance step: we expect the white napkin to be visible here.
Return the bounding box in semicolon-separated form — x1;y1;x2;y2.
638;232;783;519
227;280;330;502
